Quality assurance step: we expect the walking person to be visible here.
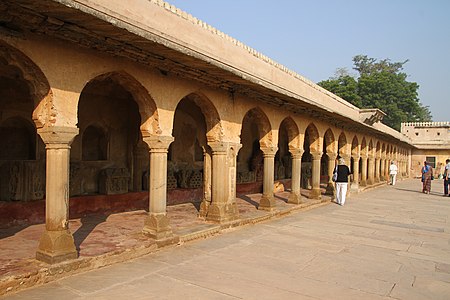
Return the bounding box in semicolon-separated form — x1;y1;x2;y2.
421;161;434;194
389;161;398;185
444;159;450;196
335;157;351;206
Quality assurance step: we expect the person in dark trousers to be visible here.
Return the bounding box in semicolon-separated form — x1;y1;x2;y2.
335;157;352;206
444;159;450;196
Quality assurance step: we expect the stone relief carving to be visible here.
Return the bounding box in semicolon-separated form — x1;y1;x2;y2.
99;168;130;195
301;162;312;189
0;161;45;201
237;171;256;184
164;162;203;190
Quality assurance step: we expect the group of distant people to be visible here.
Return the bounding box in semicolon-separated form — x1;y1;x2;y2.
418;159;450;196
332;158;450;206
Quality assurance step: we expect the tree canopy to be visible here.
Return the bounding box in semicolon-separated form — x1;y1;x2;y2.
318;55;432;131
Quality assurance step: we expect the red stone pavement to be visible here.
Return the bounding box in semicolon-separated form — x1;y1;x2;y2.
0;189;330;294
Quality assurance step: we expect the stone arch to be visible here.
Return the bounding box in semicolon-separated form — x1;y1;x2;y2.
275;117;299;180
85;71;160;135
236;107;272;192
351;136;359;156
175;92;223;143
368;139;374;157
338;132;348;158
0;40;52;128
241;107;273;147
0;42;49;202
304;123;320;153
361;137;367;157
169;94;212;202
376;141;381;158
279;117;300;149
72;72;149;195
323;129;336;154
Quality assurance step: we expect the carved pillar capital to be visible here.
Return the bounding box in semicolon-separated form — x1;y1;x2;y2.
327;152;337;160
311;151;323;160
37;126;79;148
208;141;242;154
352;154;361;160
260;146;278;157
289;147;304;159
142;135;174;152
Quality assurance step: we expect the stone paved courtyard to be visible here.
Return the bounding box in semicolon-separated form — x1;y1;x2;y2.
2;179;450;299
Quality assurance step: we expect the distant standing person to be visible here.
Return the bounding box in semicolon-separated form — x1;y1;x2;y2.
335;157;351;206
444;159;450;196
389;161;398;185
421;161;434;194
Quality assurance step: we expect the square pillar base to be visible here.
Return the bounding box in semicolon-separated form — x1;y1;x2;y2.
325;183;335;195
199;200;210;218
205;202;239;223
310;188;322;200
143;214;174;240
259;195;276;211
36;230;78;264
288;192;303;204
350;183;360;193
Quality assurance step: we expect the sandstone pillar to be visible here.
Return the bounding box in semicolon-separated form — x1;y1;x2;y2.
407;149;412;178
351;154;360;192
259;146;277;210
310;151;322;200
142;136;174;240
380;156;386;182
199;147;212;218
375;158;380;183
385;159;390;181
325;153;337;195
288;149;304;204
206;142;240;222
360;156;368;187
36;126;79;264
397;159;403;180
367;155;375;185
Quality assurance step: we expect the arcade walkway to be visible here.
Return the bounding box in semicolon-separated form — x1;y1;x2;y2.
2;179;450;299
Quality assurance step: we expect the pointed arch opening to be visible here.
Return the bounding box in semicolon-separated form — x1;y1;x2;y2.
73;72;153;197
236;107;272;195
301;123;320;190
168;93;214;208
351;136;359;177
0;42;48;203
275;117;299;182
338;132;348;158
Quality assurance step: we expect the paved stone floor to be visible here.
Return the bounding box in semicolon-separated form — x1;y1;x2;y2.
2;179;450;299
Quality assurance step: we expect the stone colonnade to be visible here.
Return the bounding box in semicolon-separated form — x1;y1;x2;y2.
0;39;411;265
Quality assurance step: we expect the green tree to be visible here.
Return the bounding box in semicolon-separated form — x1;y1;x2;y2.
318;55;432;131
319;68;362;107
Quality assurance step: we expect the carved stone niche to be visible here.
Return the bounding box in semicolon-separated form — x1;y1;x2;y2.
0;161;45;201
98;168;130;195
237;171;256;184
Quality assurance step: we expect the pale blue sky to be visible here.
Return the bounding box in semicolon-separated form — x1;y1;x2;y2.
166;0;449;122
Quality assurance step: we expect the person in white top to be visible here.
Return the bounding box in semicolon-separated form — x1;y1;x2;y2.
389;161;398;185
